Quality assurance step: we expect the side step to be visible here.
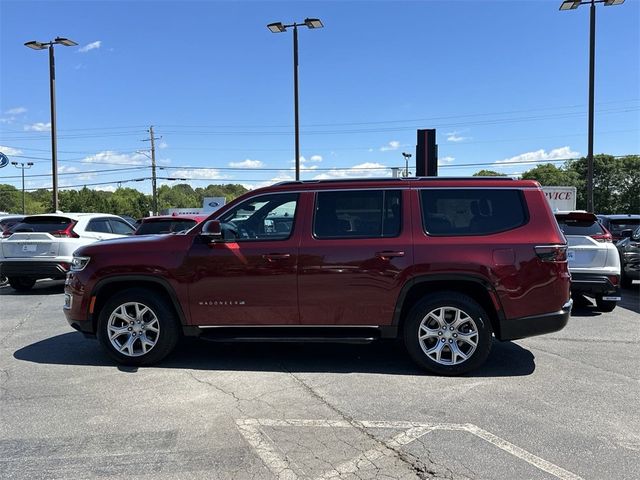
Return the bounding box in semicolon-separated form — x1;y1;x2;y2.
198;327;382;344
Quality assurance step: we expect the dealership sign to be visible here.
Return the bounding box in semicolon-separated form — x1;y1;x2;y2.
0;152;9;168
542;186;577;212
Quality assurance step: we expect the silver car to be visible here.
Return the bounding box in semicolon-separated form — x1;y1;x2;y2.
0;213;134;291
555;211;621;312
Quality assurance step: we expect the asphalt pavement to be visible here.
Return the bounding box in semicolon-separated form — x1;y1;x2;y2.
1;280;638;479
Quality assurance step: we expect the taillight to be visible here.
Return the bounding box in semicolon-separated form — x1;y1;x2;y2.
591;233;612;243
51;221;79;238
535;245;567;262
2;230;11;237
608;275;619;286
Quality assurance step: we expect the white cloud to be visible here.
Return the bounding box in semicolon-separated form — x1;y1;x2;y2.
0;145;23;156
380;140;401;152
229;159;264;168
5;107;26;115
242;173;295;191
58;165;79;173
438;156;455;166
78;41;102;53
313;162;391;180
309;155;323;162
158;141;169;149
446;132;469;143
170;168;225;180
24;122;51;132
82;151;149;166
495;146;580;165
95;185;117;192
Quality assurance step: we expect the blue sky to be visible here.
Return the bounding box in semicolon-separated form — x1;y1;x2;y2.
1;0;638;194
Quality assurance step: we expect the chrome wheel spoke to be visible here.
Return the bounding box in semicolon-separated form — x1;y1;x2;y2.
108;302;159;357
418;305;479;366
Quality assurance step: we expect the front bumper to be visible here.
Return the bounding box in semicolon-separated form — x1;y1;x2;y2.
570;273;621;299
498;299;572;341
63;272;96;337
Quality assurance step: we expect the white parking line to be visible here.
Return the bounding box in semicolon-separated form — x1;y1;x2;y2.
236;418;584;480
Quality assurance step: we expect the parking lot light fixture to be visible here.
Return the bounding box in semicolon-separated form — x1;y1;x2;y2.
24;36;77;213
559;0;625;212
267;17;324;181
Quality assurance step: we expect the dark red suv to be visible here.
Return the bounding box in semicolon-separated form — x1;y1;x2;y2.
64;177;571;375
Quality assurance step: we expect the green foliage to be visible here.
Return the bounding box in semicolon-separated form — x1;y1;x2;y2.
0;183;249;216
472;170;507;177
520;164;579;187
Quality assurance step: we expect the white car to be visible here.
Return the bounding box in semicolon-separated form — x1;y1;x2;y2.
555;211;621;312
0;213;135;291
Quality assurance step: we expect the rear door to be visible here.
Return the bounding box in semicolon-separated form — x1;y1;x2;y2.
298;188;413;326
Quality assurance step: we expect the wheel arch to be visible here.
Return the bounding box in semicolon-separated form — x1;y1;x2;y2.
90;275;188;333
393;275;505;339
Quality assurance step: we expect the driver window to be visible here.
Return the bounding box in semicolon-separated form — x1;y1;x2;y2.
219;193;298;241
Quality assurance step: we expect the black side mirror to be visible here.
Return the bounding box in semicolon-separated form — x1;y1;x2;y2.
201;220;222;241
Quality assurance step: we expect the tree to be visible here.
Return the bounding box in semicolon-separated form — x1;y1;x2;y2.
520;164;579;187
472;170;507;177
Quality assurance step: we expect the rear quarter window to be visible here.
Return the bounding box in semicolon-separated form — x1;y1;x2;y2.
420;189;528;236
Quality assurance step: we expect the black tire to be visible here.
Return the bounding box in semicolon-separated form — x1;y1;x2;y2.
8;277;36;292
595;296;616;313
403;292;493;376
97;288;180;366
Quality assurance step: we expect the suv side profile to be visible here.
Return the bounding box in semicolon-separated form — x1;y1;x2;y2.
64;178;571;375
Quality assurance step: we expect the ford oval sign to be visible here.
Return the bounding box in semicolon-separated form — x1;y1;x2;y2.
208;201;220;207
0;152;9;169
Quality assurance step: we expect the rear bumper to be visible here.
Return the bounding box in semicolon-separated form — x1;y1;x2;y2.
0;260;70;279
498;299;572;341
570;273;621;298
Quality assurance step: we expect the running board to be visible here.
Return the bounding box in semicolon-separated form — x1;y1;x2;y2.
197;326;382;344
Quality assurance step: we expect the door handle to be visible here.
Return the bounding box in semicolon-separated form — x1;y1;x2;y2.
375;251;405;260
262;253;291;262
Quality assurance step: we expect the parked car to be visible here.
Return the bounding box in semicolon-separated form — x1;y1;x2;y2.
134;214;206;235
0;213;135;291
617;226;640;289
64;177;572;375
555;211;621;312
596;214;640;242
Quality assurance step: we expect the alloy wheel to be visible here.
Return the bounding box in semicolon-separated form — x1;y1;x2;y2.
418;306;479;365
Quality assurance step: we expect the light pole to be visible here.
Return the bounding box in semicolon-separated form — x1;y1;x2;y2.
402;152;412;177
559;0;625;212
267;18;324;181
11;161;34;214
24;36;78;213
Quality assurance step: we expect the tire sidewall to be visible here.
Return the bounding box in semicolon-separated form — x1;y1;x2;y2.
8;277;36;292
97;288;179;366
404;292;493;376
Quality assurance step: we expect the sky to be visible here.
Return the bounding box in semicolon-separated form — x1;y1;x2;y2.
0;0;639;195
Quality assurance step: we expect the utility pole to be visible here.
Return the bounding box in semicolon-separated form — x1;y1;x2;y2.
142;126;161;215
402;152;412;177
11;161;34;214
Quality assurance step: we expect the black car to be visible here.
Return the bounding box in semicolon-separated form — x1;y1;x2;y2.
597;214;640;242
617;226;640;289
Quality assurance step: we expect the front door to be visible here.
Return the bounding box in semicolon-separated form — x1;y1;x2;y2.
186;192;301;326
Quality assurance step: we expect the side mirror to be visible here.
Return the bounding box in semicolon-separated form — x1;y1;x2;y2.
620;229;633;239
201;220;222;241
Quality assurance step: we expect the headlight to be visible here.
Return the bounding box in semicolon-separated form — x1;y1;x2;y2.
70;256;90;271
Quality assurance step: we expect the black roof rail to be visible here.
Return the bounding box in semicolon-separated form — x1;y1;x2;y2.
273;176;517;186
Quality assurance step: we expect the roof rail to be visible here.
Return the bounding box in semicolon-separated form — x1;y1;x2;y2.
273;176;516;186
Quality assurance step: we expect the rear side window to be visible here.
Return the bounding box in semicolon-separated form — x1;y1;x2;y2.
556;217;604;236
314;190;402;239
109;219;135;235
136;219;196;235
87;219;113;233
609;219;640;232
11;216;73;233
420;189;527;236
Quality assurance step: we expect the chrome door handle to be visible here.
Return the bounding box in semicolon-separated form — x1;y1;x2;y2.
375;251;405;260
262;253;291;262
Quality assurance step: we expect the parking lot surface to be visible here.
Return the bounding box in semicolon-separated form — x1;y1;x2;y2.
1;281;639;479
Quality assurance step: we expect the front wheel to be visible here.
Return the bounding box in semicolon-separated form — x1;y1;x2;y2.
404;292;493;376
8;277;36;292
595;296;616;313
97;288;180;366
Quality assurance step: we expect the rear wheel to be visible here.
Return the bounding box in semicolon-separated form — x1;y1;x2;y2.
8;277;36;292
404;292;492;376
97;288;180;366
595;296;616;313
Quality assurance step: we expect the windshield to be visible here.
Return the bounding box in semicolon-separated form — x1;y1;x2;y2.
135;219;197;235
555;216;604;236
9;216;74;233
